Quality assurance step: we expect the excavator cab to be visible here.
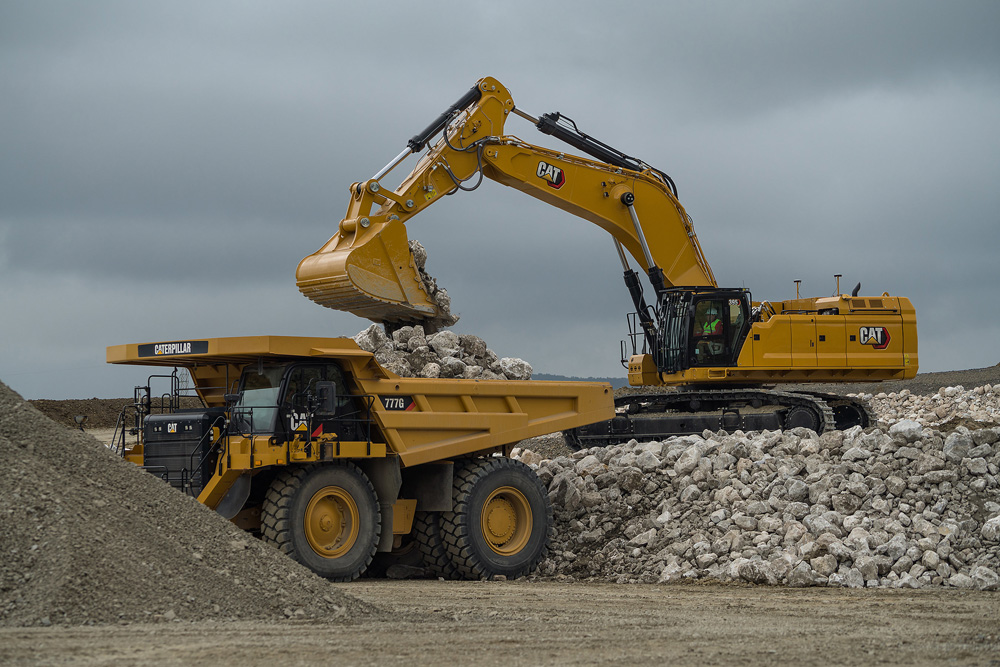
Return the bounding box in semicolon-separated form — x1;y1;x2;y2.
658;288;752;373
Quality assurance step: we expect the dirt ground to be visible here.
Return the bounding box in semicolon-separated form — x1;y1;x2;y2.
1;581;997;666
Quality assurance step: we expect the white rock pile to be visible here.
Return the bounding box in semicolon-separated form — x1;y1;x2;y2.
353;324;532;381
517;385;1000;590
858;385;1000;427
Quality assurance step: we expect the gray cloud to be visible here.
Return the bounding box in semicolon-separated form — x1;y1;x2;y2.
2;1;998;398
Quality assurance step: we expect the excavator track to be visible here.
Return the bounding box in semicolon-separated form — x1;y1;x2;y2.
794;391;877;431
564;388;844;450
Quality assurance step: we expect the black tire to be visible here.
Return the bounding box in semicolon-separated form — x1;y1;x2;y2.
261;463;380;581
413;511;461;579
441;457;553;580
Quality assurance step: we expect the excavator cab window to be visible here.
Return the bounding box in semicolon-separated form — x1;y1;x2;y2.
688;292;751;368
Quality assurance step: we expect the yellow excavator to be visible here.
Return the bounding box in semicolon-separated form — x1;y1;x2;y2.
296;76;918;444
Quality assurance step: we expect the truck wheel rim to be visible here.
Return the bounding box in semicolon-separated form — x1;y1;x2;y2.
481;486;531;556
304;486;359;558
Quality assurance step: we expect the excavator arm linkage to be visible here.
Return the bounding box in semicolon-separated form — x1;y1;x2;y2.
296;76;716;327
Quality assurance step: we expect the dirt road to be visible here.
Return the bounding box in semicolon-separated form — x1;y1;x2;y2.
2;581;997;666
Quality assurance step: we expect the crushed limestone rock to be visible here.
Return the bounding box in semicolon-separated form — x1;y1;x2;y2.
353;323;532;381
515;384;1000;590
405;239;459;334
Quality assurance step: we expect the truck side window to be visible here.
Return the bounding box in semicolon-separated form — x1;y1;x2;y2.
322;364;352;408
283;366;323;409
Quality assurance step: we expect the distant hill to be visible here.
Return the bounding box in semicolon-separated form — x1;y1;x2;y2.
532;373;630;390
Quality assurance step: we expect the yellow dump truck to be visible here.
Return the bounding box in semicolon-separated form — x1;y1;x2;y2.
107;335;613;580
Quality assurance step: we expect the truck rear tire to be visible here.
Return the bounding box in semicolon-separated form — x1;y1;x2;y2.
413;511;461;579
441;458;552;580
261;463;380;581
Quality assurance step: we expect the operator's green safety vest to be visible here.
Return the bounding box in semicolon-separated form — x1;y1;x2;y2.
701;318;721;335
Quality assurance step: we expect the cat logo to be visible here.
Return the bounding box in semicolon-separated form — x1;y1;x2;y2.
536;161;565;189
290;411;309;431
859;326;891;350
167;422;178;434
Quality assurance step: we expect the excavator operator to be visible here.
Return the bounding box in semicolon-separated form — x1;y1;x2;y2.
694;302;724;360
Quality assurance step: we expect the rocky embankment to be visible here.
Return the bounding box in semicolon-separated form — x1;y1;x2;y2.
516;384;1000;590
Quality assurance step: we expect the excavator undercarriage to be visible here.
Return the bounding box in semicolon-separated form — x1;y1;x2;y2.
564;389;876;450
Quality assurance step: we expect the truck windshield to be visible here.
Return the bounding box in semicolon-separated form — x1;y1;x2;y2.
234;365;285;433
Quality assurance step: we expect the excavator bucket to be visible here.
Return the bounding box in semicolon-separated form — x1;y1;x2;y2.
296;218;441;324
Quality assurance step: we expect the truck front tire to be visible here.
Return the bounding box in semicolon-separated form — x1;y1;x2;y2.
441;458;552;580
262;463;380;581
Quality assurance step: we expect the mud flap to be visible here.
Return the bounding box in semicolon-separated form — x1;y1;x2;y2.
215;472;252;519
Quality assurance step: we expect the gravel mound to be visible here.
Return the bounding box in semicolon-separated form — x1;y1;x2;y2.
353;323;532;381
29;397;203;430
517;384;1000;590
0;380;379;627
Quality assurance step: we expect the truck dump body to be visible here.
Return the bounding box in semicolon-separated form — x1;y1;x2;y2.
107;335;613;467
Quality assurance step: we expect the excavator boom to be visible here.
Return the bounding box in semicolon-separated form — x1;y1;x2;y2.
296;76;715;326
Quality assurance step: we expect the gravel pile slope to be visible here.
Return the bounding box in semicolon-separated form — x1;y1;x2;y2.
0;381;379;627
518;384;1000;590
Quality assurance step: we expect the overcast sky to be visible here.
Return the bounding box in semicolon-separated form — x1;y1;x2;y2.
2;1;998;399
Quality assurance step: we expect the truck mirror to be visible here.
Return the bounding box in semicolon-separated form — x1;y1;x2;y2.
314;381;338;415
224;393;241;404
